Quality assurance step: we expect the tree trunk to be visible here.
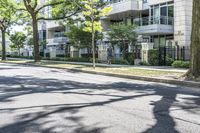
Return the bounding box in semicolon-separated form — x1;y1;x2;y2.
121;41;127;60
32;15;40;62
91;21;96;69
1;30;6;60
188;0;200;79
18;48;21;56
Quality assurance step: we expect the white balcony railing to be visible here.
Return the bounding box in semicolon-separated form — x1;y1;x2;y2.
134;16;174;26
133;16;174;35
108;0;140;15
47;37;68;46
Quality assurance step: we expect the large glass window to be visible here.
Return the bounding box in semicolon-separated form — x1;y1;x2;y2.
160;6;167;24
168;6;174;25
150;1;174;25
153;5;160;24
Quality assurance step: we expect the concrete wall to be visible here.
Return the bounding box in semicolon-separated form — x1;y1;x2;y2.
174;0;193;47
148;0;173;5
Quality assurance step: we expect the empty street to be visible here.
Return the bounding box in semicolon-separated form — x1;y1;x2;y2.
0;63;200;133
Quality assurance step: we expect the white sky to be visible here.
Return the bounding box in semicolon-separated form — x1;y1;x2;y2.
10;25;25;33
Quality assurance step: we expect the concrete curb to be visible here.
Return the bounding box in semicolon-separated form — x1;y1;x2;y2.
2;62;200;88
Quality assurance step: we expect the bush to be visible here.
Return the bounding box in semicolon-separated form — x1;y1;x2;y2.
81;53;98;58
139;61;150;66
47;57;91;62
10;55;34;59
166;55;174;66
172;60;190;68
148;49;159;66
56;54;65;58
111;59;129;65
125;53;135;65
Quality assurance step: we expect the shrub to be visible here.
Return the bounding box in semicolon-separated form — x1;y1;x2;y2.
10;55;34;59
148;49;159;66
111;59;129;65
166;55;174;66
139;61;150;66
56;54;65;58
125;53;135;65
172;60;190;68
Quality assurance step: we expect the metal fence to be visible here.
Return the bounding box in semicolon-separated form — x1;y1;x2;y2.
158;46;190;66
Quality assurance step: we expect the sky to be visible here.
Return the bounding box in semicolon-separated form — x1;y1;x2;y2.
11;25;25;33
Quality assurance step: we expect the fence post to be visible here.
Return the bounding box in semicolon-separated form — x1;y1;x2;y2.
164;46;166;66
183;46;185;61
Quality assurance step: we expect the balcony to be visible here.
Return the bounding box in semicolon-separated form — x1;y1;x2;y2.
46;21;61;29
135;16;174;35
47;37;68;46
108;0;140;15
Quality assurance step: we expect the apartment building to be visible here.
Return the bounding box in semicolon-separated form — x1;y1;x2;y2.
38;0;193;64
100;0;193;64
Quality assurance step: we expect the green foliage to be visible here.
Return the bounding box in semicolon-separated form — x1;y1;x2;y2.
10;32;26;54
108;24;137;59
0;0;16;31
165;55;174;66
82;0;112;33
148;49;159;66
108;24;137;45
139;61;150;66
125;53;135;65
81;0;112;68
66;26;92;49
66;25;102;49
172;61;190;68
27;37;34;47
111;59;129;65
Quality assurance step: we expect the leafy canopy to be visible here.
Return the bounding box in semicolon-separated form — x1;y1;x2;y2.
82;0;112;33
10;32;26;50
0;0;17;31
108;24;137;46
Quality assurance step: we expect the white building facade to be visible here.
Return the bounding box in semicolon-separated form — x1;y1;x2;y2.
38;0;193;64
100;0;193;64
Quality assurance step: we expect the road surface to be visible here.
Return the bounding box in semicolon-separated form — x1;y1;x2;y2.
0;63;199;133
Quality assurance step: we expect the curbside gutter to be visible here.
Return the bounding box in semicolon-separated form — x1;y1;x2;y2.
1;62;200;88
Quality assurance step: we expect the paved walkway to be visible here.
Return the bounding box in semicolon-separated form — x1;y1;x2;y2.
8;57;188;73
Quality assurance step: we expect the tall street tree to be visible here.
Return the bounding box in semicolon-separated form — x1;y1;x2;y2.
187;0;200;79
0;0;16;60
82;0;112;68
17;0;81;62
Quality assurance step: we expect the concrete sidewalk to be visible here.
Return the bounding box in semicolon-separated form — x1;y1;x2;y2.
8;57;188;73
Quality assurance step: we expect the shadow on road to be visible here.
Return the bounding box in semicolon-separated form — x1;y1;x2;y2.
0;74;199;133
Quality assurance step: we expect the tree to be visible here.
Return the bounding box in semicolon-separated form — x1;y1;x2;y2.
16;0;81;62
187;0;200;79
0;0;16;60
82;0;112;68
108;24;137;59
10;32;26;56
66;25;102;55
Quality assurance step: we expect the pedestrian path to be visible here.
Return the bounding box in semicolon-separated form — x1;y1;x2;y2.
8;57;188;73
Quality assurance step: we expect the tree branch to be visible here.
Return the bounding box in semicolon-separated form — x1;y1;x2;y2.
37;9;80;21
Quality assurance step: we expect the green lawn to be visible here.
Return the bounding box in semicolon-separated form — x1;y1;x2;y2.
1;59;185;80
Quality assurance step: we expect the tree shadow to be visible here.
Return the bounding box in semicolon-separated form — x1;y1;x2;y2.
0;75;199;133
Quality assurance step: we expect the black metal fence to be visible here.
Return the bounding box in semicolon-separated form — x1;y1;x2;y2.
158;46;190;66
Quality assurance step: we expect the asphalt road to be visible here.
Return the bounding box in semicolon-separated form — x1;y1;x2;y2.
0;63;200;133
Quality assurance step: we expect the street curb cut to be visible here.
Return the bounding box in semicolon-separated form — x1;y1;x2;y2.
2;62;200;88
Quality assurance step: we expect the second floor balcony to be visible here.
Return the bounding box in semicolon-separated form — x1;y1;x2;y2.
108;0;141;15
47;37;68;46
135;16;174;35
